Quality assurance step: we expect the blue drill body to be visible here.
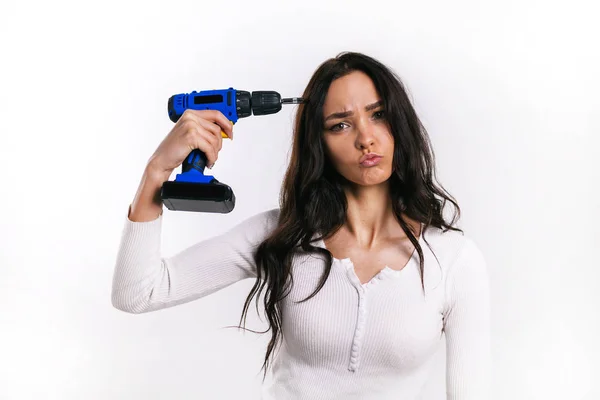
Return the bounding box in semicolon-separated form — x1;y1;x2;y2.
162;87;301;213
168;88;242;125
167;88;247;184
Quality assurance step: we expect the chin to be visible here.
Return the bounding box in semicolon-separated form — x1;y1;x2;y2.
346;167;393;187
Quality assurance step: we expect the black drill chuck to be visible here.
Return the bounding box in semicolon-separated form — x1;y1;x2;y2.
240;90;304;117
251;91;282;115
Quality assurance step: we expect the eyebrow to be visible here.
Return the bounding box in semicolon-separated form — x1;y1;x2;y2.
324;100;384;122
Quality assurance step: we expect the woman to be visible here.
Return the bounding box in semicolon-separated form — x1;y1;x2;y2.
112;52;491;399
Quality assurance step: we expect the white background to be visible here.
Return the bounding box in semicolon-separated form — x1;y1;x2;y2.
1;0;598;399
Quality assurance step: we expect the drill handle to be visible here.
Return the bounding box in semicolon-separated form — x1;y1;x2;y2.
182;149;207;174
181;122;231;175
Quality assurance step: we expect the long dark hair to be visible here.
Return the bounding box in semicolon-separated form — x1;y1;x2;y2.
236;51;463;379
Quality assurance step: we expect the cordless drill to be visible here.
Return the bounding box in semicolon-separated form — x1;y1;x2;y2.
161;88;303;213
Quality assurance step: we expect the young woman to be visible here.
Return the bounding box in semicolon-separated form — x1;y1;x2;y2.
112;52;491;399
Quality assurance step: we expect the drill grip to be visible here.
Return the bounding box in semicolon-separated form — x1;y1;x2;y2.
180;121;231;175
182;149;207;174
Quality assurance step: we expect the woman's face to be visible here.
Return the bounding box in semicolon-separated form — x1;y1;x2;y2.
322;70;394;187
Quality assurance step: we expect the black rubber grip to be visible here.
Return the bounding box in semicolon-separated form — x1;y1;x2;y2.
181;149;207;173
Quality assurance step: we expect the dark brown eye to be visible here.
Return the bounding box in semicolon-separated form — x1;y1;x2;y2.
329;123;348;132
373;110;385;119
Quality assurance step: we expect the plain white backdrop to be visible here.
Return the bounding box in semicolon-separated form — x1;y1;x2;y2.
1;0;598;399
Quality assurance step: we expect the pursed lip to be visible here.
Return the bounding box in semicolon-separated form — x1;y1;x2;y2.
359;153;383;164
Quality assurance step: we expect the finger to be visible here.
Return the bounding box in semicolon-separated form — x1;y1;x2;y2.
182;109;233;141
194;123;220;160
196;136;218;167
196;118;223;152
200;109;234;140
180;120;218;163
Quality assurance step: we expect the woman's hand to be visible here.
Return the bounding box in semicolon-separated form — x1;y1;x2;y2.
147;109;234;176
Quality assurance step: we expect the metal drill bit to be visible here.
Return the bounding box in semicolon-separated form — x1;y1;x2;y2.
281;97;305;104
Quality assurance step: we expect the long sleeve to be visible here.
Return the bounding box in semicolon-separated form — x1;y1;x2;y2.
111;206;280;314
442;237;492;399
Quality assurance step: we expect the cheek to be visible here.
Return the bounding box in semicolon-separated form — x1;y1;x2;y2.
381;131;395;158
381;127;394;146
324;138;352;167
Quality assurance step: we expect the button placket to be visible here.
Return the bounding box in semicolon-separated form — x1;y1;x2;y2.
348;287;368;372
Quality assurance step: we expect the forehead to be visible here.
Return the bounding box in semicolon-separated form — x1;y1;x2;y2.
323;70;380;112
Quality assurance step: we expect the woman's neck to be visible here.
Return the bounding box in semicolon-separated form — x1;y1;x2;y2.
342;182;402;248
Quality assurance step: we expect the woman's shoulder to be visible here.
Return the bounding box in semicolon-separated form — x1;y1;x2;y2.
422;224;486;271
422;222;465;249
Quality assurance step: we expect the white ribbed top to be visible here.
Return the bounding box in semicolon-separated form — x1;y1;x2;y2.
112;207;491;399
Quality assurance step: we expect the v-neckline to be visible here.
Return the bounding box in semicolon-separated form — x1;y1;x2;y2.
316;223;424;287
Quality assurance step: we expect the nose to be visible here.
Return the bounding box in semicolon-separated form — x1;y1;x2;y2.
355;120;375;150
